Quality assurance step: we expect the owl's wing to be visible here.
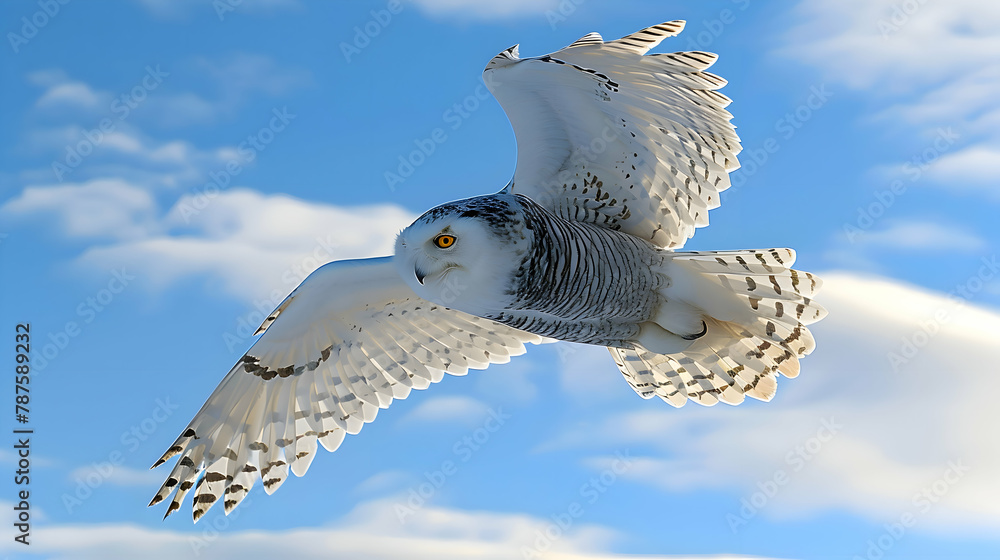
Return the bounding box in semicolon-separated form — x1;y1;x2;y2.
485;21;741;249
149;257;542;522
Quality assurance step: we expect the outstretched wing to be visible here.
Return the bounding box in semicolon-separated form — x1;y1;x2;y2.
485;21;741;249
149;257;542;521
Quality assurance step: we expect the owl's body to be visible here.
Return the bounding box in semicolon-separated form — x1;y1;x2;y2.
397;191;824;407
150;20;828;523
399;193;667;348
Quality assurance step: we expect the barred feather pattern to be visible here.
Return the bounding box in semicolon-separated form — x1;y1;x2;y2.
611;249;826;407
149;258;542;521
487;20;741;250
484;195;666;347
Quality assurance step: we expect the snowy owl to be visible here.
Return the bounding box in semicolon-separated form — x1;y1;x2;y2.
150;21;826;521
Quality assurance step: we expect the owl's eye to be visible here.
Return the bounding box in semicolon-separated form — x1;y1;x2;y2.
433;234;456;248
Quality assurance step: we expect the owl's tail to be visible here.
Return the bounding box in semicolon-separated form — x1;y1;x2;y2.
611;248;826;407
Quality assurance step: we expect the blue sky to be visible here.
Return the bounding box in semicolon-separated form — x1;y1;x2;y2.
1;0;999;558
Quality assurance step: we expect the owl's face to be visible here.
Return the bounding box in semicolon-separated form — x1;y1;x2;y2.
394;195;529;317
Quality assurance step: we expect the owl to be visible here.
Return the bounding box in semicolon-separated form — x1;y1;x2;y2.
150;21;826;521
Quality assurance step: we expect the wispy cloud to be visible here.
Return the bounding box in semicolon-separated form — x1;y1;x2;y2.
780;0;1000;90
27;55;310;130
16;122;236;188
75;189;416;302
781;0;1000;193
0;497;777;559
1;179;159;241
68;465;163;487
35;80;106;111
401;395;493;426
2;178;415;303
925;145;1000;193
847;219;987;253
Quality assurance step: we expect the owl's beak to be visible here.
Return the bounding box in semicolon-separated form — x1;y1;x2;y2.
414;266;427;285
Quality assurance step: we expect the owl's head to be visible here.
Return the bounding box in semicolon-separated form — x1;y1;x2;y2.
394;194;530;316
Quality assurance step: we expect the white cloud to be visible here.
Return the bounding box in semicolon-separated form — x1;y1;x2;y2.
27;68;71;87
1;179;158;240
781;0;1000;91
3;177;414;304
27;55;309;132
68;465;163;487
410;0;559;19
849;220;987;252
549;271;1000;533
194;53;311;100
21;121;239;188
0;497;775;560
781;0;1000;190
77;189;416;302
36;81;106;111
132;54;311;128
925;145;1000;192
401;395;493;426
878;66;1000;133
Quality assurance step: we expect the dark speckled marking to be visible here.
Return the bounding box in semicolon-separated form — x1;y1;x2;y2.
769;275;782;295
204;471;227;483
246;344;336;381
414;195;519;236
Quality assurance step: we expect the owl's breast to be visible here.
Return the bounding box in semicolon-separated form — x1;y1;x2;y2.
487;196;666;347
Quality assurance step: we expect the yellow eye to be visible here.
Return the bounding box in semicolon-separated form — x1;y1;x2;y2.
434;234;456;248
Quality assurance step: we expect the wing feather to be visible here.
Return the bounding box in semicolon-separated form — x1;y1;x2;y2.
150;257;541;521
485;21;741;248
